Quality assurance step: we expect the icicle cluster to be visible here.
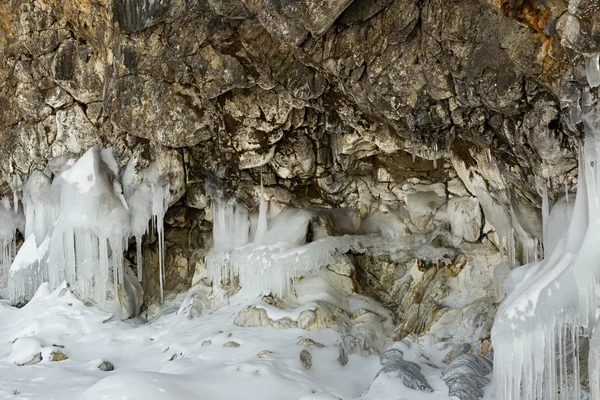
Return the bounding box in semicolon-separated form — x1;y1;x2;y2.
206;183;425;298
8;147;169;309
492;102;600;399
0;197;21;287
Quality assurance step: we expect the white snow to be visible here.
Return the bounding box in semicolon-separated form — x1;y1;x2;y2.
0;285;494;400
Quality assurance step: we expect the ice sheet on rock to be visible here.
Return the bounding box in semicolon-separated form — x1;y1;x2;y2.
48;147;131;311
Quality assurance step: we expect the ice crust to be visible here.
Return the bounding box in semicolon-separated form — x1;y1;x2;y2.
7;147;169;311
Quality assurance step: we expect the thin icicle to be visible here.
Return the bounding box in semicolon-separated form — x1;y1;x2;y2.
254;183;268;245
433;142;438;169
541;184;549;254
486;148;493;166
135;235;143;281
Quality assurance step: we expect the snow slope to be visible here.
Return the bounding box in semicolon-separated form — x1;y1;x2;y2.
0;285;494;400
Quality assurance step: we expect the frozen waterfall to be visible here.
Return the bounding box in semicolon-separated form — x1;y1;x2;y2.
6;147;170;313
0;197;22;288
492;100;600;399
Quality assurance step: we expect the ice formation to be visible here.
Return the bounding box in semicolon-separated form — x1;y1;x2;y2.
7;147;170;310
0;197;22;287
206;182;426;299
492;103;600;399
122;160;169;301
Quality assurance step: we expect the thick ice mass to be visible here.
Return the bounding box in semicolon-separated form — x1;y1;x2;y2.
7;147;169;315
0;197;21;287
492;101;600;399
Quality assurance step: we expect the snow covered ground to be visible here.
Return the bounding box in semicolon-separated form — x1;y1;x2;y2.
0;284;494;400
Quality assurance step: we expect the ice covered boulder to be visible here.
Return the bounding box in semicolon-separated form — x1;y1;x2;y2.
8;147;165;318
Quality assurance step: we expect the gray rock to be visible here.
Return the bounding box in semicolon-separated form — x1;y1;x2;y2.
300;349;312;369
16;353;42;367
375;348;433;393
297;338;325;348
441;354;492;400
98;361;114;371
223;341;240;348
337;345;348;366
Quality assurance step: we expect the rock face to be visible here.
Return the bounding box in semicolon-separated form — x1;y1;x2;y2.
0;0;592;370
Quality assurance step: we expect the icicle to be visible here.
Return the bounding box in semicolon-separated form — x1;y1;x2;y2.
254;182;268;244
420;145;425;160
135;235;143;281
433;142;438;169
411;133;416;163
151;183;168;303
566;182;569;204
485;148;493;166
541;184;549;254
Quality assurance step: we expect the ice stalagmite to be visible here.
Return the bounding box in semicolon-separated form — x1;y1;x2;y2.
492;101;600;400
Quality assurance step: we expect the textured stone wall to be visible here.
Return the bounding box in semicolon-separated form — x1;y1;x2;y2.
0;0;595;298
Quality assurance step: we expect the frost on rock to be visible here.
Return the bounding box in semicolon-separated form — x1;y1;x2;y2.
492;101;600;400
7;147;169;315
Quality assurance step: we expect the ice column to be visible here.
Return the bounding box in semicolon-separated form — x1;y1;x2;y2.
492;104;600;400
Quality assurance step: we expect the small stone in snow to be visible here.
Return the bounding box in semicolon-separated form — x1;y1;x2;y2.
338;345;348;366
98;361;114;371
297;338;325;348
300;349;312;369
202;340;212;347
17;353;42;366
49;351;68;361
223;341;240;348
257;350;273;357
